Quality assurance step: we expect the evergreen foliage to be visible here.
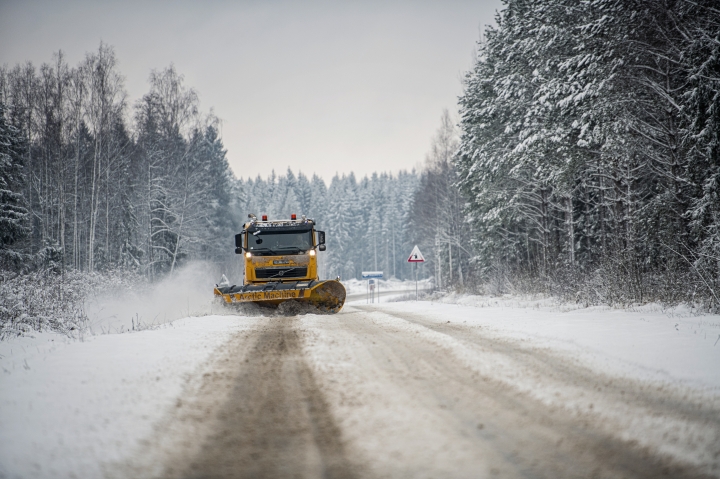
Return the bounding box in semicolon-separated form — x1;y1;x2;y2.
0;102;30;267
236;169;418;280
456;0;720;306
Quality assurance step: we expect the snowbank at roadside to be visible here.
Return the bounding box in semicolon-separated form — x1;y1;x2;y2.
378;295;720;391
0;315;254;479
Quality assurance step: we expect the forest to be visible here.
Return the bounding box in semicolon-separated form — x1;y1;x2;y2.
448;0;720;307
2;0;720;334
0;44;421;288
0;47;233;279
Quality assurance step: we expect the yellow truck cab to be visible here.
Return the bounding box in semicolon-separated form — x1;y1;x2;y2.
238;214;324;284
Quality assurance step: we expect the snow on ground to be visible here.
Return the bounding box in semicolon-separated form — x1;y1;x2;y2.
2;288;719;478
306;302;720;474
0;314;254;479
383;294;720;391
343;277;433;305
341;277;431;296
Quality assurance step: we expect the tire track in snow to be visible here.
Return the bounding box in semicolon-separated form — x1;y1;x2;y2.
175;316;357;479
114;317;359;479
301;306;715;478
365;306;720;474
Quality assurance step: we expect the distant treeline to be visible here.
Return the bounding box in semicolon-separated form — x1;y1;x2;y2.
238;170;419;281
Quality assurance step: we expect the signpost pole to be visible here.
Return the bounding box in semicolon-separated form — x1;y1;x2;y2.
415;262;418;301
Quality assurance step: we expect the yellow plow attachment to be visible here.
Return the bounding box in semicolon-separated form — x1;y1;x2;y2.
214;279;346;314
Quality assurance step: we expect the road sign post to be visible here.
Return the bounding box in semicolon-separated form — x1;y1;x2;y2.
361;271;383;304
407;245;425;301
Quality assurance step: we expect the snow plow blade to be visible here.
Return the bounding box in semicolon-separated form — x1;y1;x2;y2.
214;279;346;313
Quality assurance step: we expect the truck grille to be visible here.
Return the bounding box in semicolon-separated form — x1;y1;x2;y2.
255;267;308;279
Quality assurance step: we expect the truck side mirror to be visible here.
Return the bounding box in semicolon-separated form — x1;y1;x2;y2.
317;230;325;245
235;232;244;254
318;244;326;251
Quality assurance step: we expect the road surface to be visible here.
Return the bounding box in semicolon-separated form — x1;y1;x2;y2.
121;304;720;479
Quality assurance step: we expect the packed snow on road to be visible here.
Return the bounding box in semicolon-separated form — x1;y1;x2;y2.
1;282;719;479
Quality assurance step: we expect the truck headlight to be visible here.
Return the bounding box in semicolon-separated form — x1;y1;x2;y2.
246;252;252;258
309;250;316;256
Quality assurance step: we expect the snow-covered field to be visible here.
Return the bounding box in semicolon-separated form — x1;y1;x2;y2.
1;291;719;478
0;315;256;479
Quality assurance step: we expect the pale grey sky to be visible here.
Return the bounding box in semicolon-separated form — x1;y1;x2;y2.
0;0;502;182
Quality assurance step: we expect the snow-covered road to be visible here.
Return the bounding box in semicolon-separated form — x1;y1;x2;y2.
1;298;719;478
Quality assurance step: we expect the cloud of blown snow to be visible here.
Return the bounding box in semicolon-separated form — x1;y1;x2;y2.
84;262;227;334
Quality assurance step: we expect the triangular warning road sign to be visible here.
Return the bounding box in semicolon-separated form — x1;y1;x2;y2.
407;245;425;263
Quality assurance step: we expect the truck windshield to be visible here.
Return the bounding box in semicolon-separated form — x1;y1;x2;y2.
248;230;313;254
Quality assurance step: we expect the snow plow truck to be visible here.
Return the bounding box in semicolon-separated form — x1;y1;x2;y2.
213;214;346;313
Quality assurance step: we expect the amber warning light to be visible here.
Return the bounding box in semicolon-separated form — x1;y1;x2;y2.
291;214;297;220
262;214;268;221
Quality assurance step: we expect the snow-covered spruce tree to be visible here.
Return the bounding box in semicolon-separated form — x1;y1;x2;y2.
682;1;720;307
196;124;237;263
309;174;328;223
0;102;30;268
0;102;30;269
295;172;313;217
325;173;358;280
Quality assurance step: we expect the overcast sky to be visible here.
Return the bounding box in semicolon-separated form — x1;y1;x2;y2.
0;0;502;182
